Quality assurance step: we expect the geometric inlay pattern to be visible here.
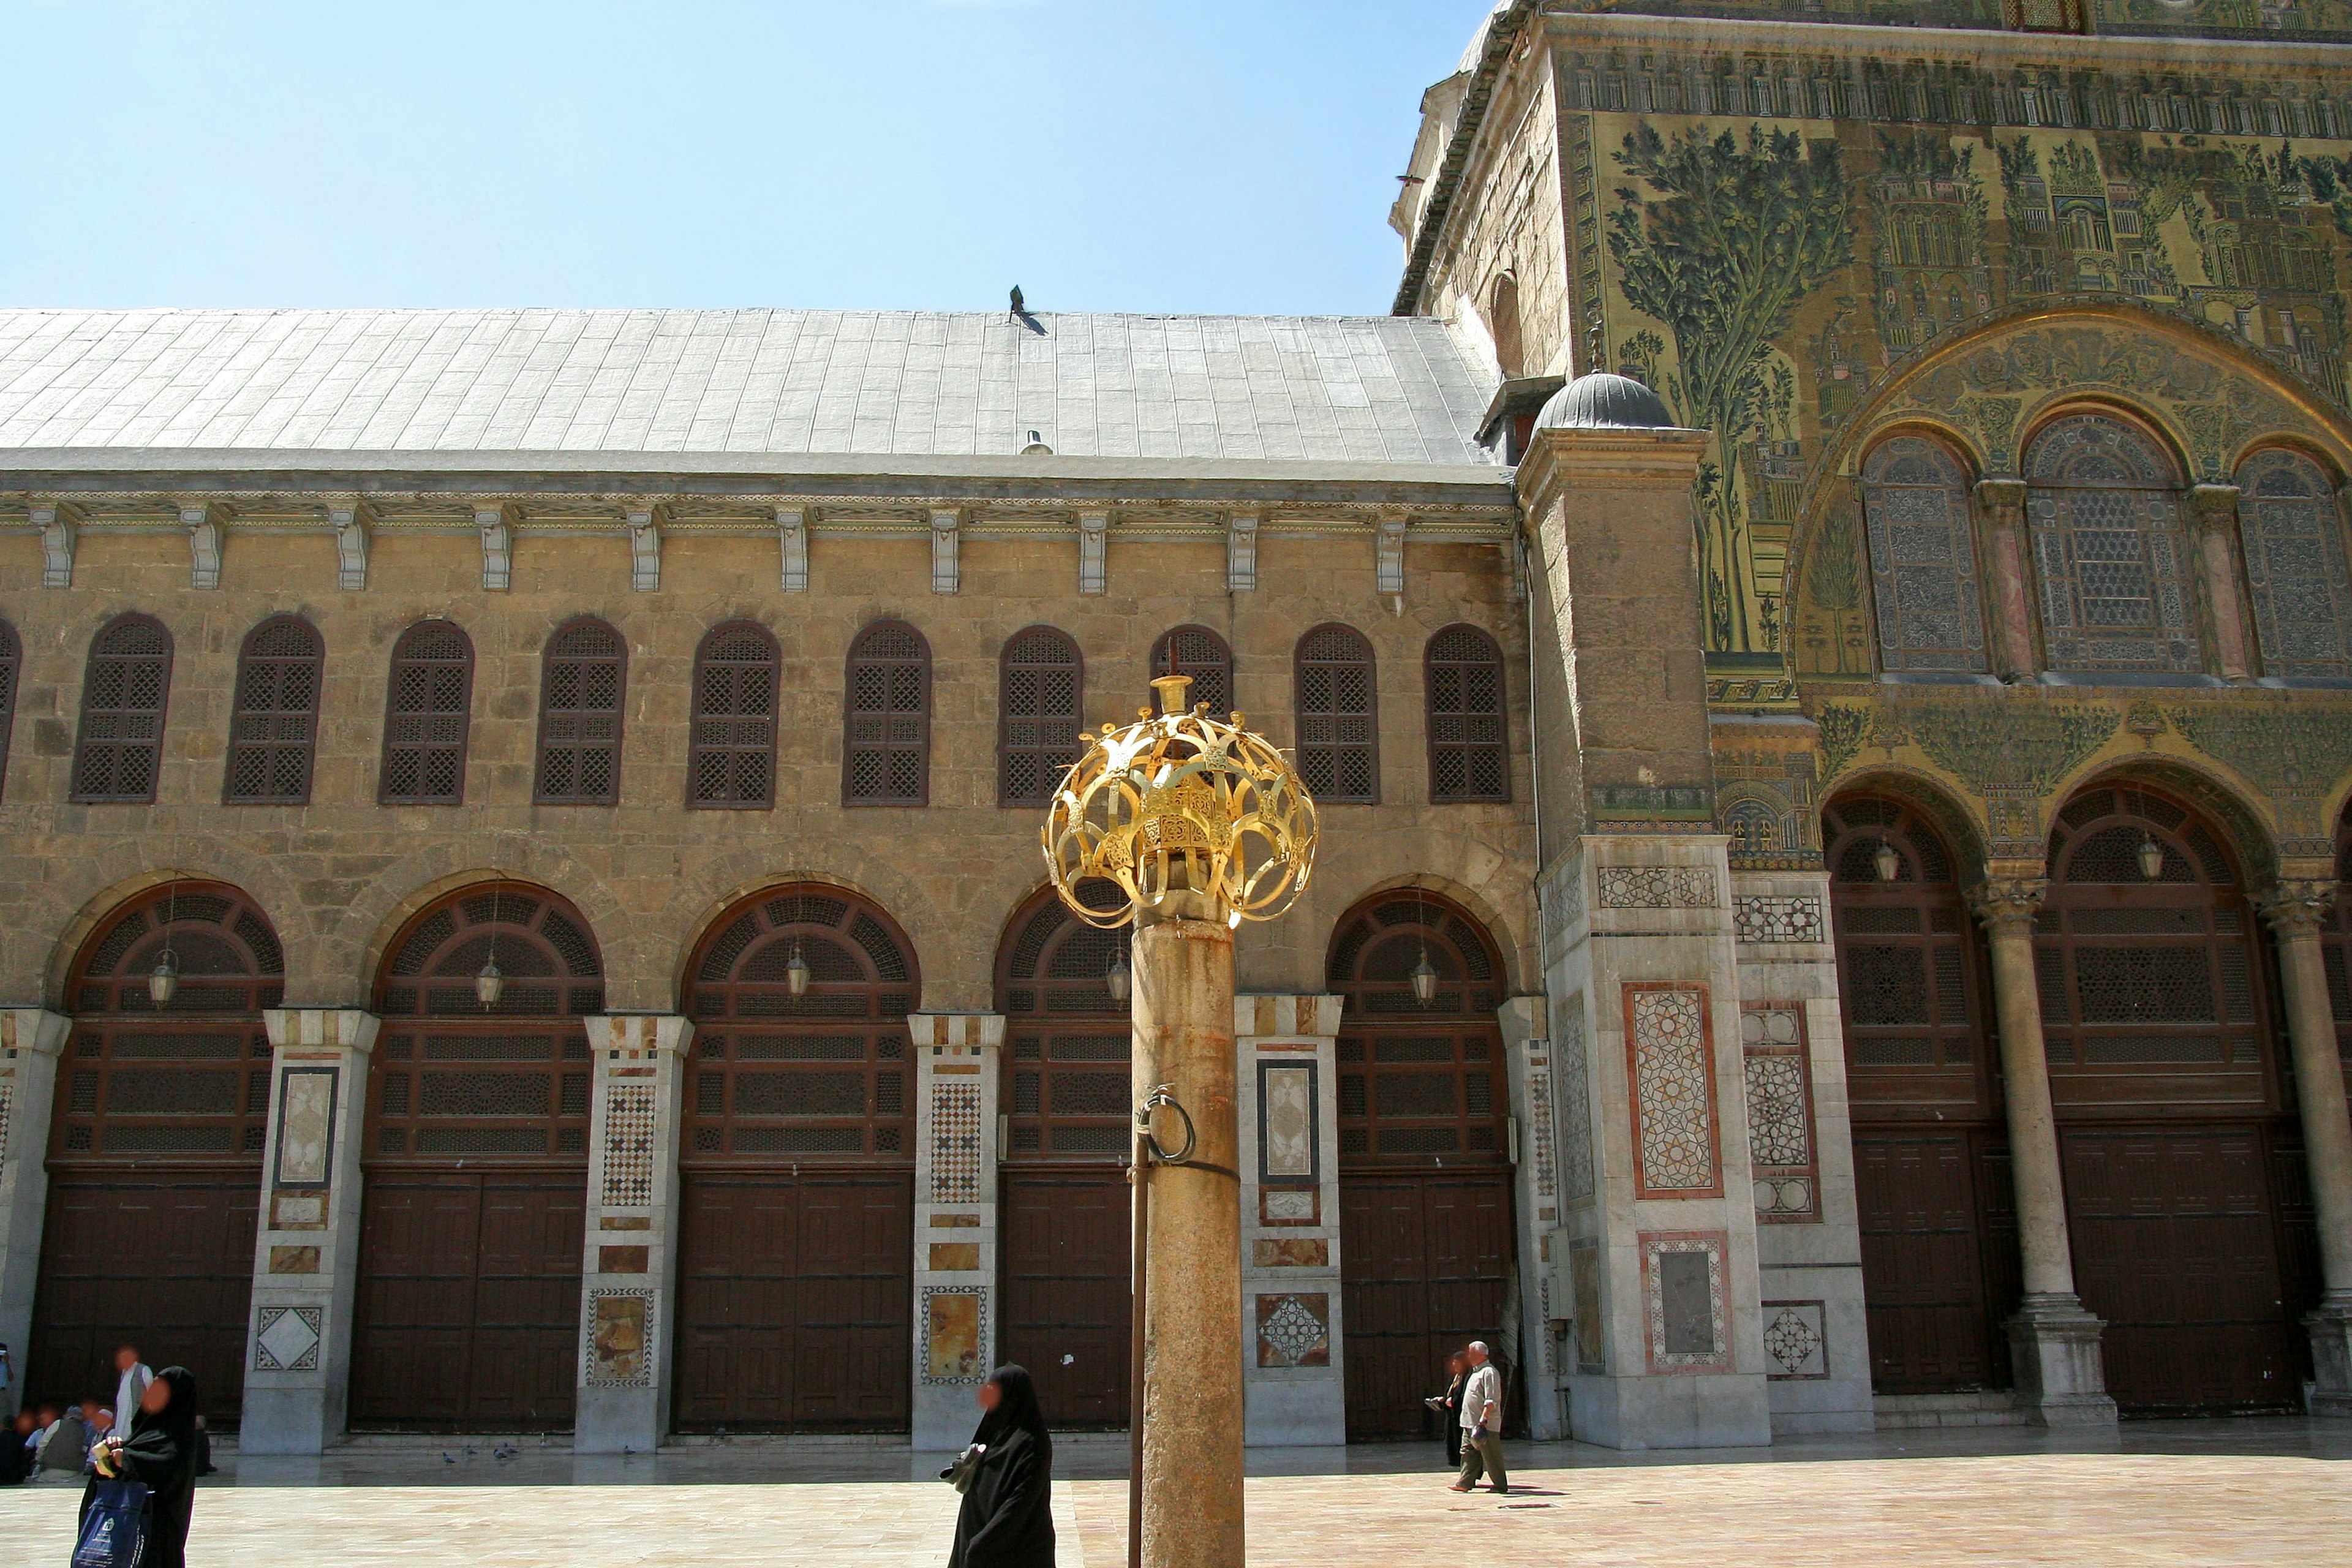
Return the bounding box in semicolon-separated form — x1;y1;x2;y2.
929;1079;982;1203
1626;984;1719;1197
1742;1006;1819;1223
1255;1292;1332;1368
1732;894;1825;945
1525;1062;1555;1201
0;1082;11;1168
253;1305;323;1373
1763;1300;1829;1379
1555;1005;1593;1204
583;1288;655;1388
599;1082;657;1208
1597;865;1718;910
1640;1231;1730;1374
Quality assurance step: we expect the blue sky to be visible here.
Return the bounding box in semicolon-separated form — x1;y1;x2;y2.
0;1;1490;315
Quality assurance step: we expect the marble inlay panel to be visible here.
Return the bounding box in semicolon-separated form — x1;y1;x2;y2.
1624;984;1721;1198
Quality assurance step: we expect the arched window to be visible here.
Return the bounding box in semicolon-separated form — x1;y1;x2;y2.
1295;624;1378;804
1823;797;1986;1079
689;620;780;809
71;614;173;804
2233;448;2352;679
1490;273;1525;380
534;617;627;805
1150;625;1232;715
843;620;929;806
1860;435;1989;673
224;614;323;804
1425;625;1509;804
0;620;19;802
996;881;1129;1159
2025;413;2200;674
1328;891;1507;1161
379;620;474;806
999;626;1083;808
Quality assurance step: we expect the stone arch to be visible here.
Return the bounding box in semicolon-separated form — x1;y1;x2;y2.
1819;766;1993;883
1315;869;1534;998
2050;754;2281;887
663;862;932;1014
37;844;309;1012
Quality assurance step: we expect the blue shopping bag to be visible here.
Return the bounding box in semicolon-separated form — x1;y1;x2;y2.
71;1480;148;1568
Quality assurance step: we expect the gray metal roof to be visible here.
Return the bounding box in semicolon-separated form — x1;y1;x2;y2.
0;309;1498;469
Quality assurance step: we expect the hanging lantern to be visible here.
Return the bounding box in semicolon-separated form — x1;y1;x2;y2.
786;943;811;998
1410;951;1439;1005
475;956;503;1009
147;948;179;1007
1874;840;1902;883
1105;949;1132;1005
2136;836;2165;881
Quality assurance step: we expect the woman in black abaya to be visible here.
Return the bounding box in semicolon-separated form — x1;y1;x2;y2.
85;1365;200;1568
948;1363;1055;1568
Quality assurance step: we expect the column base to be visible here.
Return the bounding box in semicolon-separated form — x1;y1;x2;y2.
576;1386;663;1455
2005;1294;2117;1427
1566;1371;1771;1450
238;1385;336;1456
2305;1294;2352;1419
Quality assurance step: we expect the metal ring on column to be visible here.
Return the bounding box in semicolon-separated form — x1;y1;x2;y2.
1136;1083;1197;1166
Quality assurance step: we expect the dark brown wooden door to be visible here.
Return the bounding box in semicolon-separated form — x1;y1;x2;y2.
1852;1130;2018;1391
672;1171;911;1430
1000;1171;1129;1426
347;1171;583;1429
1339;1172;1511;1440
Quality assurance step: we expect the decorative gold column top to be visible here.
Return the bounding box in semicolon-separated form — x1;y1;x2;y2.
1966;875;2049;935
2255;880;2339;939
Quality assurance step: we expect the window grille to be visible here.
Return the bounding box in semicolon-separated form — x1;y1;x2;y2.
999;627;1082;807
224;616;323;804
1295;624;1379;804
535;617;627;804
2233;448;2352;679
1860;436;1989;674
843;620;929;806
1425;625;1509;803
379;620;473;805
1149;625;1232;715
70;614;173;804
1826;796;1985;1080
689;621;780;809
2025;413;2200;675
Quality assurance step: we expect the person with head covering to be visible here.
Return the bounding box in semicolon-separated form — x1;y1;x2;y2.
946;1363;1056;1568
86;1365;200;1568
1425;1350;1469;1468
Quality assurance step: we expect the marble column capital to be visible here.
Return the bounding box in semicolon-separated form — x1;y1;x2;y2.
1967;875;2048;933
1973;477;2027;525
2187;483;2244;532
2255;880;2339;940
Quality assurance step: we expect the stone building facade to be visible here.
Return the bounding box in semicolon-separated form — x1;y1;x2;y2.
0;1;2347;1455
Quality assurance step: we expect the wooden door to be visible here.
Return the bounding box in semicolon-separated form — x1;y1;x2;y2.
672;1171;911;1431
1340;1172;1511;1440
1852;1130;2018;1391
347;1171;582;1429
1000;1171;1129;1426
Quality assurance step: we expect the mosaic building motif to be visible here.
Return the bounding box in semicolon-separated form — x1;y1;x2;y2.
599;1082;657;1208
1626;984;1722;1198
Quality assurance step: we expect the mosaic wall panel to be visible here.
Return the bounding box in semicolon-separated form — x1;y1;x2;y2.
1732;894;1825;946
584;1289;653;1387
1624;984;1721;1199
1763;1300;1830;1380
1257;1062;1316;1184
599;1082;656;1208
1255;1292;1332;1369
1640;1231;1731;1375
1525;1059;1556;1208
1597;865;1719;911
252;1305;322;1373
273;1066;336;1188
923;1286;988;1384
1741;1005;1820;1223
929;1079;981;1204
1555;1005;1594;1205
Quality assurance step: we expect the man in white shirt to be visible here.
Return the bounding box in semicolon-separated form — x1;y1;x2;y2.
113;1347;151;1433
1449;1340;1509;1495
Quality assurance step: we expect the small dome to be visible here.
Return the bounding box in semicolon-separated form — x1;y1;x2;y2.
1534;372;1675;432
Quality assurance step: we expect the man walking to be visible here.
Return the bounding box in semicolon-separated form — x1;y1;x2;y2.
113;1346;151;1434
1449;1340;1507;1496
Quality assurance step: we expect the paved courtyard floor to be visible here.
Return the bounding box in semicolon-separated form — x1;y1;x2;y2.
0;1419;2343;1566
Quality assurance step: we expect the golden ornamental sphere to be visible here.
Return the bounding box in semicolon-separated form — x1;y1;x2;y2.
1041;675;1319;929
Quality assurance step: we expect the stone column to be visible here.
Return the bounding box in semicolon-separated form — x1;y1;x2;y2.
1234;993;1343;1446
910;1012;1004;1451
1133;913;1241;1568
243;1008;379;1453
0;1010;69;1419
2188;484;2255;679
2255;881;2352;1417
1498;995;1561;1439
1966;876;2116;1427
1973;479;2040;681
573;1014;692;1455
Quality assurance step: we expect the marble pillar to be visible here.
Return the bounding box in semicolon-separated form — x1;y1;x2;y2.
910;1011;1005;1451
573;1014;692;1455
2188;483;2255;679
1234;992;1343;1446
1973;479;2040;681
243;1008;379;1453
1967;876;2117;1427
2255;881;2352;1417
1499;995;1563;1440
0;1009;68;1419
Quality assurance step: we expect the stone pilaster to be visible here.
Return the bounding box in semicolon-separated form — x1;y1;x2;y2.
1234;992;1343;1446
2188;483;2255;679
573;1014;692;1455
1967;876;2117;1428
910;1012;1004;1450
1498;995;1562;1439
1728;870;1874;1434
1973;479;2039;681
242;1008;379;1453
0;1010;69;1419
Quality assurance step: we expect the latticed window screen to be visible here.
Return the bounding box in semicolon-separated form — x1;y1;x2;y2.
70;614;173;804
997;882;1130;1159
379;620;473;805
2025;413;2201;674
1295;624;1379;804
1860;435;1989;673
369;883;602;1161
224;616;323;804
2233;448;2352;680
1425;625;1509;803
534;618;627;804
843;620;929;806
2037;786;2271;1074
1149;625;1232;715
999;627;1083;808
1329;893;1506;1164
0;620;18;804
689;620;780;809
1824;797;1987;1085
59;883;282;1160
682;886;918;1160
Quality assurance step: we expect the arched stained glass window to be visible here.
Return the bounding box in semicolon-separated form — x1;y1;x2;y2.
1860;435;1988;673
224;615;324;804
2233;447;2352;680
2025;413;2199;674
689;620;780;809
843;620;929;806
535;617;627;805
1295;624;1378;804
379;620;473;805
71;614;173;804
999;627;1082;808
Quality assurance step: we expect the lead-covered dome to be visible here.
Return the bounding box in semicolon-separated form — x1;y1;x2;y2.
1534;372;1675;431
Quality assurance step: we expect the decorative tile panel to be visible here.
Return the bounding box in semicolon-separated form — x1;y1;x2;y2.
1252;1238;1329;1268
1763;1300;1830;1379
273;1067;336;1188
1556;1005;1593;1205
253;1305;322;1373
0;1082;12;1167
1624;984;1721;1199
922;1286;988;1383
1260;1187;1319;1227
1255;1292;1331;1368
1742;1005;1820;1223
1257;1062;1316;1183
1525;1059;1556;1202
584;1289;654;1387
1732;894;1825;945
1640;1231;1731;1374
600;1082;657;1207
929;1080;981;1203
1597;865;1718;910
